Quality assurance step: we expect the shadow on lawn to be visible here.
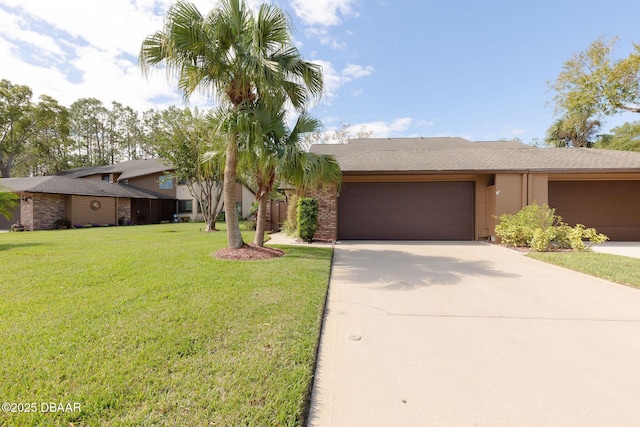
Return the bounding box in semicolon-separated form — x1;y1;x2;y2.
0;242;46;252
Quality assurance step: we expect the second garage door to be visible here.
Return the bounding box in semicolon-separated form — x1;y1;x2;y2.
549;180;640;241
338;181;474;240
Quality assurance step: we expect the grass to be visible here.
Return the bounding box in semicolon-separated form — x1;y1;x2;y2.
527;251;640;289
0;223;333;426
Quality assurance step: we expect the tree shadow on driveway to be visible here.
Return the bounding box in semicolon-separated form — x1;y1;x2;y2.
332;244;520;290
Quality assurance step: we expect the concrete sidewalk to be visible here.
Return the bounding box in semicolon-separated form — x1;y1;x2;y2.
308;241;640;426
592;241;640;259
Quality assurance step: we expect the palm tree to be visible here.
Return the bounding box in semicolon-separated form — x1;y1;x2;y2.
139;0;323;249
545;114;601;148
239;102;341;246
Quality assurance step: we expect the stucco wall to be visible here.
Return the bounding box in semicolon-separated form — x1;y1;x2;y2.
68;195;116;226
475;174;493;239
528;174;548;205
490;173;551;241
494;174;525;217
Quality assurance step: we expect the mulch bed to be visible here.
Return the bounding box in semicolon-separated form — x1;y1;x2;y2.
214;244;285;260
489;242;576;254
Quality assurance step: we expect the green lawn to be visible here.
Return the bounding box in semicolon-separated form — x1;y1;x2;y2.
0;223;333;426
527;251;640;289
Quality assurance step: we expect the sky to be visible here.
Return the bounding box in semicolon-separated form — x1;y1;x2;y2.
1;0;639;144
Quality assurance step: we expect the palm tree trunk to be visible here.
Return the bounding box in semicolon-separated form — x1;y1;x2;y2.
223;133;244;249
253;193;268;247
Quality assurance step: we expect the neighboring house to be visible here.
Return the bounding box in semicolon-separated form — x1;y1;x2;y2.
176;181;254;222
309;137;640;242
0;158;254;230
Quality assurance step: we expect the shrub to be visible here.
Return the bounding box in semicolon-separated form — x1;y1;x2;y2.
297;197;318;242
283;194;299;236
243;201;259;230
495;203;608;252
53;218;71;229
494;203;560;247
530;227;556;252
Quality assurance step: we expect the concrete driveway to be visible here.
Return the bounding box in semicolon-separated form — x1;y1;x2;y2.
308;242;640;426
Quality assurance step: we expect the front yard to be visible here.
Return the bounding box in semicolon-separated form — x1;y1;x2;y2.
527;251;640;290
0;223;333;426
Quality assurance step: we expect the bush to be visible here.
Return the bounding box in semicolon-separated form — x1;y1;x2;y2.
244;201;259;230
495;203;608;252
494;203;559;247
53;218;71;229
297;197;318;242
283;194;299;236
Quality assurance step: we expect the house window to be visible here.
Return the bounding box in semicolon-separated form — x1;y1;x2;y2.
178;200;193;214
102;174;110;182
159;176;173;190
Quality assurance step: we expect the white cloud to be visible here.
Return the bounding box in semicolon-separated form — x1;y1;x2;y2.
342;63;374;80
316;118;414;143
289;0;357;27
0;9;64;55
0;0;219;112
355;118;413;137
312;60;374;104
305;27;346;49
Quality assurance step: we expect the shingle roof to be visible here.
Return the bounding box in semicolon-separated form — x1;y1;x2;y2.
310;138;640;173
0;176;174;199
56;158;173;180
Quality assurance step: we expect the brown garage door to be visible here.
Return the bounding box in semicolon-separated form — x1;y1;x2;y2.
338;181;474;240
548;181;640;241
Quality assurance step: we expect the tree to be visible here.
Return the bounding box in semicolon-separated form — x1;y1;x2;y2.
0;184;18;219
303;122;373;147
28;95;73;175
595;121;640;151
140;0;323;249
149;107;224;232
70;98;109;166
550;36;640;119
239;100;341;246
0;79;38;177
545;114;601;148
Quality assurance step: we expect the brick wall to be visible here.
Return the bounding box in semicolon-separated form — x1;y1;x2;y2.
22;193;66;230
308;184;337;241
20;194;33;230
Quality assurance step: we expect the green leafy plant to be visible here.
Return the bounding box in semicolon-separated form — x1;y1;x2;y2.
296;197;318;242
0;187;19;219
53;218;71;229
495;203;559;247
282;195;299;236
495;203;608;252
244;201;259;230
